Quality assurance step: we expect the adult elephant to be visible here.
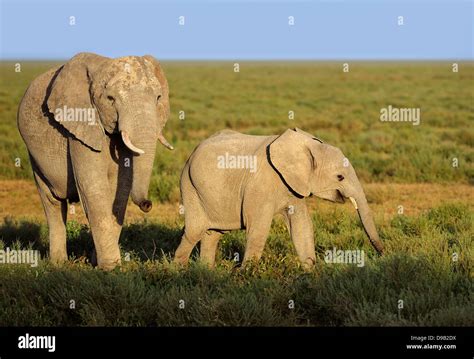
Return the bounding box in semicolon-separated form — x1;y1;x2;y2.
174;128;384;268
18;52;173;270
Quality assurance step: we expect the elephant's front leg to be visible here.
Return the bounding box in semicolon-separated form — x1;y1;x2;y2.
69;139;122;270
242;202;274;265
284;201;315;268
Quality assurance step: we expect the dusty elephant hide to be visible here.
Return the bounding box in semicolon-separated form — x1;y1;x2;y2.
17;52;173;270
174;128;384;268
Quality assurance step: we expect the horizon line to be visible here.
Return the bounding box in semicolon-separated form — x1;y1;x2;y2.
1;57;473;62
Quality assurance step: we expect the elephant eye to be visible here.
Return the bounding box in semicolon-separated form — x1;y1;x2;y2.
337;174;344;181
157;95;161;102
107;95;115;103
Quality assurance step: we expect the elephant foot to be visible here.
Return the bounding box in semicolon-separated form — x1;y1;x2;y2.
94;250;121;270
173;256;190;266
301;258;316;271
199;259;216;269
241;257;261;269
173;239;196;266
97;258;121;271
50;252;68;266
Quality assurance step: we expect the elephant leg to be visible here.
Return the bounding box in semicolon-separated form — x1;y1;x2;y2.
93;161;131;267
200;230;222;267
90;221;123;268
78;189;121;270
174;189;209;265
69;140;121;270
174;227;206;265
107;148;133;259
242;207;274;265
33;171;68;264
285;202;316;268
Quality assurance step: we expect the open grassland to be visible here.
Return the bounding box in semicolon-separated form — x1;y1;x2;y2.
0;202;472;326
0;62;472;326
1;62;473;190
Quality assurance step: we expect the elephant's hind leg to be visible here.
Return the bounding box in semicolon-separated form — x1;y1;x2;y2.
33;171;68;264
174;182;210;265
174;226;206;265
199;230;222;267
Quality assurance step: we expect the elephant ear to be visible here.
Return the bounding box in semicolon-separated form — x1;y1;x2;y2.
142;55;170;127
47;52;106;151
293;127;324;143
268;129;316;197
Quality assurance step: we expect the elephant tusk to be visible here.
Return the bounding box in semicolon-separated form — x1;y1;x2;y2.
157;133;174;150
121;131;145;155
349;197;358;210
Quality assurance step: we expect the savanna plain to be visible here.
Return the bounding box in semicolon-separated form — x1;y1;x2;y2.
0;62;472;326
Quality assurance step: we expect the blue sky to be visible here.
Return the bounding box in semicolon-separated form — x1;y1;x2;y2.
1;0;472;60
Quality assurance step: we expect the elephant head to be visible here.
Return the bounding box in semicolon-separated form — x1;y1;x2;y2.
269;128;384;254
46;52;173;212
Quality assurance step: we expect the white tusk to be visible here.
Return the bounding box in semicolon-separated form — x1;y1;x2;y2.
349;197;358;210
121;131;145;155
157;133;174;150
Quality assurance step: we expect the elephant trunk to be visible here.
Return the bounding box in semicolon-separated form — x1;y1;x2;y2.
349;188;384;255
129;136;156;213
119;108;158;213
118;96;173;213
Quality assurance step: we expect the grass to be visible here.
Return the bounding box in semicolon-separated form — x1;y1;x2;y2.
0;61;473;326
1;62;473;198
1;256;471;326
0;202;472;326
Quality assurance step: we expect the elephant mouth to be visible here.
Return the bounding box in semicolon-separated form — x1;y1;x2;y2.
313;189;345;204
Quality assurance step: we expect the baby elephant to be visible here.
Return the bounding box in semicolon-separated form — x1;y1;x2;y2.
174;128;384;268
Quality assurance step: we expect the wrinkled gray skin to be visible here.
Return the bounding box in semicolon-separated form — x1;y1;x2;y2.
174;128;384;268
18;52;173;270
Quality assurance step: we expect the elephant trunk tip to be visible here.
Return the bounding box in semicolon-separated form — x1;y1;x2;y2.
365;224;385;256
371;239;384;255
139;200;152;213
